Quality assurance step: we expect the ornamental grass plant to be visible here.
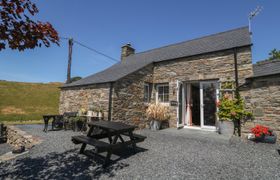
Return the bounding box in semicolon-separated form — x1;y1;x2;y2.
146;103;170;121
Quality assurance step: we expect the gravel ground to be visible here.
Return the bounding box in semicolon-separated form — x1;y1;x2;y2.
0;124;279;180
0;143;11;156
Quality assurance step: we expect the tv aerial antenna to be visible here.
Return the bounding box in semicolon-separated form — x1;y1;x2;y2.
248;6;263;35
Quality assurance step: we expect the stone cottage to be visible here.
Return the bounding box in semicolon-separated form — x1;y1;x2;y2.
59;26;279;139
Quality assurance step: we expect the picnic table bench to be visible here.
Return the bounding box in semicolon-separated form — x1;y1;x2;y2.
72;121;146;167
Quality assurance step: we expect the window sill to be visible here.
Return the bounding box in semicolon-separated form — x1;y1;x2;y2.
157;102;170;106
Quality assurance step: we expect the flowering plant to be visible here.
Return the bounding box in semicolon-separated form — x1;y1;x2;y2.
251;125;273;138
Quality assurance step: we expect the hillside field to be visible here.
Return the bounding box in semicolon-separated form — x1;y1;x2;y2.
0;80;62;122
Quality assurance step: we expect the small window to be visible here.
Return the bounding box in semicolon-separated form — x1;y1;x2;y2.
157;84;169;103
144;83;151;102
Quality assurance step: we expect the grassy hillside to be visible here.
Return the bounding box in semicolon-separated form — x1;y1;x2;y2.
0;80;62;122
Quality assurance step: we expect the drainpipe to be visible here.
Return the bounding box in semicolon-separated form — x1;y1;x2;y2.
233;48;241;136
234;48;239;90
108;82;113;121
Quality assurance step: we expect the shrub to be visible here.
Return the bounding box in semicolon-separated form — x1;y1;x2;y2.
217;92;252;121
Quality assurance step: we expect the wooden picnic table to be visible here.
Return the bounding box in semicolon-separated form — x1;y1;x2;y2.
72;120;146;167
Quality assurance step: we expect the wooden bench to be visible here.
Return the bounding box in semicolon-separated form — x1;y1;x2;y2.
121;132;146;143
72;135;111;153
72;135;115;166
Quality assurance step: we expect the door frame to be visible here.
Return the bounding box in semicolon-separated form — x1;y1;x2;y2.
178;80;219;130
176;80;184;128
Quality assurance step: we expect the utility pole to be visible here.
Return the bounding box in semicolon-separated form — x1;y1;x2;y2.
66;38;73;84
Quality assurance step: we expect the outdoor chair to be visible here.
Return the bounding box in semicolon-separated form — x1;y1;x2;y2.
63;112;78;130
0;123;7;143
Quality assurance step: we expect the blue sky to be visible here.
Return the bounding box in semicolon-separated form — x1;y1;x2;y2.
0;0;279;83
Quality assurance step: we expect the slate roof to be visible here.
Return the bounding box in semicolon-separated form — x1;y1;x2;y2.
62;26;251;88
253;59;280;77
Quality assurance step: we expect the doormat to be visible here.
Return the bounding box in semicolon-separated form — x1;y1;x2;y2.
0;151;29;163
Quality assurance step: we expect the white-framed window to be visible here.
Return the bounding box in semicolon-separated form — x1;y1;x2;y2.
156;83;169;103
144;83;151;102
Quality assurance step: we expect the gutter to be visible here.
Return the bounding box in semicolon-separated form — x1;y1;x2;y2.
59;81;114;89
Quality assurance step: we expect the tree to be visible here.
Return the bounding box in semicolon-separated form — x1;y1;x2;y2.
0;0;59;51
70;76;82;83
268;49;280;60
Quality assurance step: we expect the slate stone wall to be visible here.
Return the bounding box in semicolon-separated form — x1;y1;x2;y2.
240;75;280;142
112;64;154;128
152;46;253;127
59;83;110;119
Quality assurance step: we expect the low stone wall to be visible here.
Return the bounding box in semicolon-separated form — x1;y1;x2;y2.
7;126;42;149
240;75;280;142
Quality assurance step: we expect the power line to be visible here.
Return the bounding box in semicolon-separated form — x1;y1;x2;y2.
74;40;119;63
59;36;119;63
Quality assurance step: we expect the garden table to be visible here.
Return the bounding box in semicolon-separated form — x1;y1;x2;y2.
72;120;146;166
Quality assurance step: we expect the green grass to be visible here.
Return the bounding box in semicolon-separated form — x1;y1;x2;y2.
0;80;62;122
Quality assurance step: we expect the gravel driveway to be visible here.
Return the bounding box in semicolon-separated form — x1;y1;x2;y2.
0;124;279;180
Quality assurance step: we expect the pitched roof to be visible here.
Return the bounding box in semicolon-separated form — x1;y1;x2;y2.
253;59;280;77
62;26;251;88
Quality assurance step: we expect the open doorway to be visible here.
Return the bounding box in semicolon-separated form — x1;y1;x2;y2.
190;83;200;126
179;81;218;130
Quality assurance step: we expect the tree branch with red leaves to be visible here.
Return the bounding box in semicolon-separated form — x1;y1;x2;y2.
0;0;59;51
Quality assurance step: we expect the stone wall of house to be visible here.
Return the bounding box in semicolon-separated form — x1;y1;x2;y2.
112;64;154;128
152;46;253;127
59;47;252;129
59;83;111;119
240;75;280;142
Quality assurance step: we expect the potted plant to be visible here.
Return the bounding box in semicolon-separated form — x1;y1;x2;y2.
78;108;87;116
251;125;277;144
92;105;104;119
70;116;85;131
217;93;252;136
146;103;170;130
87;103;95;116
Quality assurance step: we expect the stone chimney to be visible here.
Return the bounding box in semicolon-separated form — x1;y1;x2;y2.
121;43;135;62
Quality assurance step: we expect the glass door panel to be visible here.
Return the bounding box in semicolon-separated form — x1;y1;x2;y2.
200;82;218;127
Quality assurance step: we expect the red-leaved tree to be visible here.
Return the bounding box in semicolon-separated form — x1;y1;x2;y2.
0;0;59;51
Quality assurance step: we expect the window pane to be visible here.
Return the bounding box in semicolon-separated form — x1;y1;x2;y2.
164;94;169;102
158;94;164;102
158;86;164;95
144;84;149;102
163;86;169;94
